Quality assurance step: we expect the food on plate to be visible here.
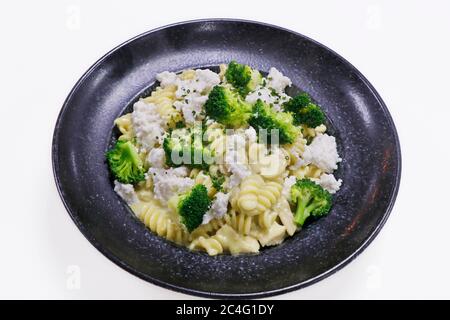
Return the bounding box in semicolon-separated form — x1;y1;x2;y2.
106;61;342;255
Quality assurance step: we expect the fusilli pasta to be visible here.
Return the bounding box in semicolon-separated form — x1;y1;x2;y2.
114;113;134;141
131;201;188;245
190;225;260;256
143;85;182;128
233;175;282;216
225;209;253;235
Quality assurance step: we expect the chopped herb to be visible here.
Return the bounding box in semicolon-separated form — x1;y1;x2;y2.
175;121;185;128
211;175;225;191
270;88;280;97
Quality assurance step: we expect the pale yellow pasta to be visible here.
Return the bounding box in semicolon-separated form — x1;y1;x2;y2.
218;64;227;81
251;222;287;247
179;69;196;80
291;164;323;179
208;164;221;178
225;209;253;235
190;217;225;239
143;85;182;128
214;225;260;254
193;170;216;197
114;113;134;141
284;134;307;167
205;128;226;171
248;143;288;179
274;197;297;236
189;236;224;256
248;143;266;173
131;201;188;245
302;124;327;139
234;175;282;216
134;180;154;202
256;210;278;230
189;224;260;256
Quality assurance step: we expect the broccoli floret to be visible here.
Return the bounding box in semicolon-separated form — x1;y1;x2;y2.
169;184;211;232
284;93;311;111
291;179;332;226
225;61;262;96
248;99;299;144
297;104;326;128
163;128;212;169
204;85;252;127
106;140;145;184
283;93;326;128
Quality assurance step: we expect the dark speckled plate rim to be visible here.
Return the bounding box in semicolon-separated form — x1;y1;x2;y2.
52;18;402;299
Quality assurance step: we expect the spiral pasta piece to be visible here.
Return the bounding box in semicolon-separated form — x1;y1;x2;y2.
225;210;253;235
190;217;226;239
251;222;287;247
248;143;288;179
256;210;278;230
274;197;297;236
284;134;307;167
290;164;323;179
179;69;196;80
143;85;182;128
302;124;327;139
190;225;260;256
193;170;216;197
189;236;224;256
114;113;134;141
235;175;282;216
131;201;188;245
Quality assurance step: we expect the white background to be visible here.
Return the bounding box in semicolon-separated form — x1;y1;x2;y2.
1;0;449;299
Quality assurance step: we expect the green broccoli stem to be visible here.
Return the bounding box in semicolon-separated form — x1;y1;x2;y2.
294;196;310;226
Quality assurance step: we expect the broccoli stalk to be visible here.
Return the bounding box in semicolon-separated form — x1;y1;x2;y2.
169;184;211;232
249;99;299;144
106;140;145;184
225;61;262;96
291;179;332;226
204;85;252;127
283;93;326;128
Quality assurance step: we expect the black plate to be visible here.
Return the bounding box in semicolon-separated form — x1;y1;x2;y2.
52;19;401;298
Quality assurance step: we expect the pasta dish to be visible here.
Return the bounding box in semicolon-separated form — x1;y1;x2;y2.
106;61;342;255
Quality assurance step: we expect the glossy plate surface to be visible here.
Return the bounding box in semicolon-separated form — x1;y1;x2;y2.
52;19;401;298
